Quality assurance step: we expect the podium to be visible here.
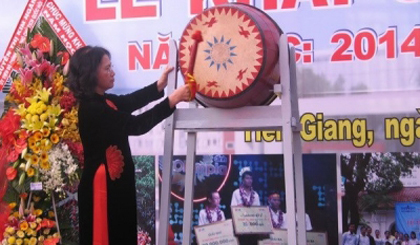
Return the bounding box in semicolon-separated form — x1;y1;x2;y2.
158;35;307;245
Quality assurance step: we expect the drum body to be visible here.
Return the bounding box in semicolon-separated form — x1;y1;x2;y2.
179;3;282;108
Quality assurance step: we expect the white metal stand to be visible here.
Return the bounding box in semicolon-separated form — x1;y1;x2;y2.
158;35;306;245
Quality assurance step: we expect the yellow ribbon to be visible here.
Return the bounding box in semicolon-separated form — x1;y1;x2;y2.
186;73;196;101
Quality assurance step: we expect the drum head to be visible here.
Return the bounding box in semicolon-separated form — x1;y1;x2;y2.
179;3;282;108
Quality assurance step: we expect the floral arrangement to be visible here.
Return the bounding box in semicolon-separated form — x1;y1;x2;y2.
0;18;83;244
2;199;60;245
1;31;81;191
137;229;152;245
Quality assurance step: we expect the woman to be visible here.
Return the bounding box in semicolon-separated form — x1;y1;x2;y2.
67;46;190;244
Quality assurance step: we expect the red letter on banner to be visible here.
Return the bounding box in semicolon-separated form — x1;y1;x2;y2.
282;0;329;9
153;43;169;69
128;42;151;70
190;0;251;15
85;0;116;21
121;0;158;18
264;0;277;10
334;0;351;6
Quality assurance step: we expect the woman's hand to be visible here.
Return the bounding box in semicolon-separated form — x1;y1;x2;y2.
168;84;191;108
157;66;174;92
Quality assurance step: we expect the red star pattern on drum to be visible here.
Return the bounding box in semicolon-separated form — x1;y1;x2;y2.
179;5;263;100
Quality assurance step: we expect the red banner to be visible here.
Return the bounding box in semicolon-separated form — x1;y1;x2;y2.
0;0;85;91
42;0;85;55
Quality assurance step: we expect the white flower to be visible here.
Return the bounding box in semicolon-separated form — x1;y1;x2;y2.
39;142;79;193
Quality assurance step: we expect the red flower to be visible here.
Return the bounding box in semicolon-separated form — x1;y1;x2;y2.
6;167;17;180
41;218;56;228
60;91;76;112
106;145;124;181
105;99;118;111
44;237;60;245
30;34;50;53
0;110;21;147
57;51;69;66
6;151;19;163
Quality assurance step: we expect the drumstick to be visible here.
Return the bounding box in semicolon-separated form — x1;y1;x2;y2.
185;30;203;101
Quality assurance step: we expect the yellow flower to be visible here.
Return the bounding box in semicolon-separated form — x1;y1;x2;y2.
5;226;15;234
32;120;44;131
28;136;36;143
29;237;37;245
3;231;10;238
23;154;32;165
14;104;27;117
43;228;50;235
40;161;50;170
36;218;42;224
40;139;52;151
7;236;16;244
24;238;30;244
53;73;64;95
31;115;39;123
50;133;59;144
31;155;39;166
26;168;35;177
29;222;37;229
34;209;43;217
25;228;34;236
32;146;41;154
28;141;36;150
33;132;43;141
13;211;19;218
46;104;62;118
25;97;38;107
38;235;45;242
40;113;48;122
40;151;48;163
19;221;29;231
46;117;59;130
48;211;55;218
41;127;50;137
29;78;42;94
8;202;17;209
36;87;51;103
16;230;25;238
16;238;23;245
22;119;33;131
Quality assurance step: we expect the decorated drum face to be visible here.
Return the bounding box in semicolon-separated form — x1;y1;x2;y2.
179;3;282;108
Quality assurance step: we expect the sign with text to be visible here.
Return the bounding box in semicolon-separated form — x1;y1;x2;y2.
0;0;85;91
259;230;328;245
231;206;273;234
194;219;238;245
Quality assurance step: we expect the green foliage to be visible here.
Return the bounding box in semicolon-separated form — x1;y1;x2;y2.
133;156;156;237
342;152;420;213
359;193;394;213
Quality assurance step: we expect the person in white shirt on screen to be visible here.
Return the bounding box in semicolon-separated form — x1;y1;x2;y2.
375;229;384;245
230;167;260;207
408;231;419;245
268;192;286;229
198;190;226;226
359;226;372;245
343;224;359;245
268;192;313;231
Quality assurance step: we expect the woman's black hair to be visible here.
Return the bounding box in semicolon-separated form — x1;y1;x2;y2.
66;46;110;100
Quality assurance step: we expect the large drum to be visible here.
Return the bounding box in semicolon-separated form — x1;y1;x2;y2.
179;3;282;108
